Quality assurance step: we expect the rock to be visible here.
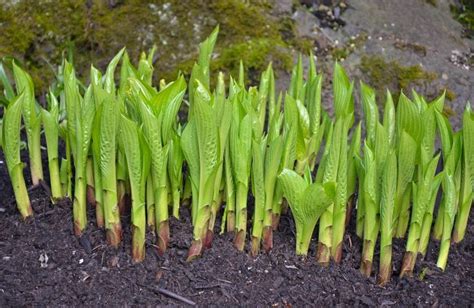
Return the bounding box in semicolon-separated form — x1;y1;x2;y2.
337;0;474;128
272;0;293;15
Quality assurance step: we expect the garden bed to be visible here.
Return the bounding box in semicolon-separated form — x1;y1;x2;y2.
0;154;472;306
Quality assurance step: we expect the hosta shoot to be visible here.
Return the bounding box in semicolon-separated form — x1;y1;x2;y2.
378;150;397;285
2;94;33;219
437;133;462;271
453;103;473;243
41;91;63;202
318;62;353;265
12;63;44;186
64;63;95;236
118;115;150;262
182;81;221;259
393;93;421;238
279;169;335;256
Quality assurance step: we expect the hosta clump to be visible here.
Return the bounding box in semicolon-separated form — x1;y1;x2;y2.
1;27;473;285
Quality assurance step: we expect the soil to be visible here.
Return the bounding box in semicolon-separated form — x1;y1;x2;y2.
0;151;473;306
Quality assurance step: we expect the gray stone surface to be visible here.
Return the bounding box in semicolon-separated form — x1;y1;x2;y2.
288;0;473;128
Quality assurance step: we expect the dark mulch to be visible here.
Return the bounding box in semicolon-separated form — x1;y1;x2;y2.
0;151;473;306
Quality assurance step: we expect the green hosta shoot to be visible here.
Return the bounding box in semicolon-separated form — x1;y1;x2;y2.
359;143;378;276
360;118;390;276
250;137;267;256
64;63;95;236
437;174;458;271
247;66;284;255
182;28;226;259
2;94;33;219
116;150;128;214
96;87;122;246
432;109;457;240
223;144;235;233
453;103;473;243
261;96;285;252
168;131;184;219
12;63;44;186
437;133;462;271
356;84;398;276
400;154;442;277
318;62;353;265
58;122;72;198
41;91;63;202
287;55;324;175
182;82;221;259
393;93;421;238
355;82;380;239
91;110;104;228
414;94;445;257
270;96;297;233
86;157;96;207
89;65;104;227
345;122;362;229
229;95;252;251
330;117;351;263
279;169;335;256
131;75;186;254
118;115;150;262
258;134;285;253
206;73;232;246
377;150;397;285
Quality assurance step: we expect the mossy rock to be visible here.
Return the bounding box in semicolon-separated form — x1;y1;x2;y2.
0;0;306;95
358;55;438;103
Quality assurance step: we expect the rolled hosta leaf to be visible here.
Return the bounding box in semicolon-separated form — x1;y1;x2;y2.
378;150;397;285
230;108;252;251
437;174;458;271
183;81;220;260
393;130;417;236
41;91;63;202
65;64;95;236
433;113;459;240
360;143;379;277
453;103;474;243
139;101;169;254
250;137;267;256
400;154;440;277
12;63;43;185
97;87;121;246
360;82;378;148
2;94;33;219
118;115;150;263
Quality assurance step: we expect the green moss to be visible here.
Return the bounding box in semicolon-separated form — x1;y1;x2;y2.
213;38;292;83
425;0;437;7
393;41;427;57
450;0;474;38
0;0;306;94
444;88;457;101
331;33;368;61
359;55;438;103
331;48;349;61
